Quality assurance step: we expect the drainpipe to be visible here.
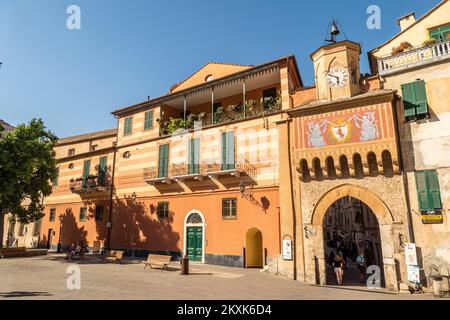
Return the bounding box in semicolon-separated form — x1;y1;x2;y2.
286;118;297;280
391;94;415;243
106;117;119;251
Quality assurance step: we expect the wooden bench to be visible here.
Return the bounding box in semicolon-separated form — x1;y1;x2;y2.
0;247;26;259
142;254;171;271
101;250;124;264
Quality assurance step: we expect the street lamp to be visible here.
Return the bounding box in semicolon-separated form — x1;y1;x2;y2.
57;214;63;253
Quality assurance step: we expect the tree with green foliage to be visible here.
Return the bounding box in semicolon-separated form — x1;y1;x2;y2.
0;118;58;224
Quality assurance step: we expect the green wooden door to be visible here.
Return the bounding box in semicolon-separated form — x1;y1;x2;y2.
187;227;203;262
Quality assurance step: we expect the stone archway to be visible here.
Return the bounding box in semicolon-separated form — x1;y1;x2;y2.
306;184;400;292
312;184;394;226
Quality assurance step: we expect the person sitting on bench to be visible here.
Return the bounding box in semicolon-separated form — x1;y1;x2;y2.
65;242;76;260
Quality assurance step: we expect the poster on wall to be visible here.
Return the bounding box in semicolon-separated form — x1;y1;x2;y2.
407;265;421;283
282;239;293;260
405;243;418;266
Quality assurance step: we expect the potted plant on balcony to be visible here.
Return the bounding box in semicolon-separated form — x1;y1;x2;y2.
246;99;259;116
213;106;224;124
226;104;243;120
86;174;98;188
167;117;186;134
422;38;438;47
392;41;413;54
156;118;169;136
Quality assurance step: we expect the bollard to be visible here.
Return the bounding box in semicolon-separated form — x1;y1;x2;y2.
180;255;189;275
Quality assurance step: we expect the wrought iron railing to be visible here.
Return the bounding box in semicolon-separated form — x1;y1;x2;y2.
69;177;110;193
144;159;256;182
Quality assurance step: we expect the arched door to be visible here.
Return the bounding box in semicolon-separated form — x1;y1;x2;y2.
184;211;205;263
245;228;263;268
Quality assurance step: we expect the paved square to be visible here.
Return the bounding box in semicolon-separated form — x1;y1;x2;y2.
0;254;436;300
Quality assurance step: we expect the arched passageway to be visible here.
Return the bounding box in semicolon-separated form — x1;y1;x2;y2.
245;228;263;268
323;196;385;287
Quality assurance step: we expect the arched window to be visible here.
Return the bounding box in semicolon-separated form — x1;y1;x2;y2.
326;156;337;179
187;212;203;224
367;152;379;176
382;150;394;177
313;158;323;181
339;155;350;178
205;74;214;82
353;153;364;178
300;159;311;182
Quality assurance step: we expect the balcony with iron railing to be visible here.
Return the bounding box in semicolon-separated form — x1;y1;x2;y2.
143;160;257;185
69;175;111;193
377;39;450;76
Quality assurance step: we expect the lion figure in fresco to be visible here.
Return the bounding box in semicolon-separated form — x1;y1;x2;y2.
308;120;328;147
350;112;379;142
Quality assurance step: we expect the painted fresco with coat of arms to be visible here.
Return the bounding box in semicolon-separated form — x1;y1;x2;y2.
304;109;381;148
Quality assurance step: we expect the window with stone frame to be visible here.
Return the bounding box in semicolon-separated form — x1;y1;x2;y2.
157;202;169;220
222;198;237;219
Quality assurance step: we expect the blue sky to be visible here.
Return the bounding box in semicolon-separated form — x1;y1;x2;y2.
0;0;441;138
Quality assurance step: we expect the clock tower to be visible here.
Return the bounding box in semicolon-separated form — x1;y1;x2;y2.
311;40;362;101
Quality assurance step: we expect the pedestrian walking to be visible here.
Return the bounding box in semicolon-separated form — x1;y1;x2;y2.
332;254;345;285
356;251;367;283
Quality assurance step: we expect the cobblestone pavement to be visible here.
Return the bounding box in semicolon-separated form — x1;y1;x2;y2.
0;254;436;300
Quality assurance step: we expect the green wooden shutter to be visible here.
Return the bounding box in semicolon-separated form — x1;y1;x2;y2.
401;83;416;118
427;170;442;209
413;80;428;116
124;117;132;135
221;131;235;170
158;144;169;177
98;156;107;186
227;131;235;170
188;138;200;174
415;171;431;210
193;138;200;174
83;160;91;187
221;132;227;170
52;168;59;186
144;111;153;130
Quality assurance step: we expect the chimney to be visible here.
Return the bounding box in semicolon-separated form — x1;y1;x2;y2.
397;12;416;32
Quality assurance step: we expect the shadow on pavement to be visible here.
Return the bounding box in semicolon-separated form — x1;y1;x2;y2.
0;291;52;298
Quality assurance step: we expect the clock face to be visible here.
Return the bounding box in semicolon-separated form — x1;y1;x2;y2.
326;67;349;88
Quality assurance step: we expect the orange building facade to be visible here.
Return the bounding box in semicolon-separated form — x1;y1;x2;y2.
41;57;302;267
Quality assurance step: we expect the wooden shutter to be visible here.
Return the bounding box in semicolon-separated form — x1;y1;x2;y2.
193;138;200;174
144;111;153;129
158;144;169;177
188;139;199;174
226;131;235;169
83;160;91;186
52;168;59;186
188;138;200;174
221;132;227;170
124;117;132;135
401;83;416;118
413;80;428;116
98;156;107;186
427;170;442;209
415;171;430;210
